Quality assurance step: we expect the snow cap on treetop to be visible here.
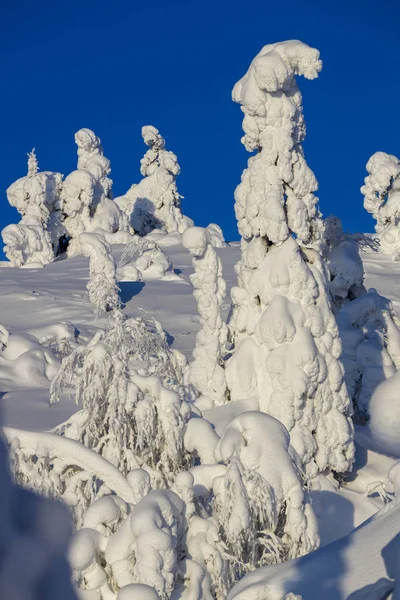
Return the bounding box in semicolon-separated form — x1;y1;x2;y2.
142;125;165;151
233;40;322;104
182;226;211;257
75;128;101;153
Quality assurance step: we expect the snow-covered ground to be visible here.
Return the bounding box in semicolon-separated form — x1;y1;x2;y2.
0;245;395;511
1;240;400;598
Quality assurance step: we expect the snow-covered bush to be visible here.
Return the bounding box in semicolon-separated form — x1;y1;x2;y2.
320;215;365;309
69;489;184;599
136;244;173;280
212;412;318;594
80;232;120;314
50;314;192;483
338;289;400;419
120;236;177;281
115;126;193;236
182;226;228;407
75;127;113;201
226;41;354;478
2;149;63;266
361;151;400;259
2;216;54;267
0;430;77;600
5;427;134;528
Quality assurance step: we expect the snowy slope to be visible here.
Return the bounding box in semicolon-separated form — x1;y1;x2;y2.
0;242;399;598
0;244;237;431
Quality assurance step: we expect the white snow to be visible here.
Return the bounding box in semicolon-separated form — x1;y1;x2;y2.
2;37;400;600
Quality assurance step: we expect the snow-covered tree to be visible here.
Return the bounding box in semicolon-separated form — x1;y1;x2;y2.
211;412;318;594
79;232;120;314
361;152;400;259
61;129;130;255
226;40;354;478
320;215;365;309
2;149;63;265
115;126;193;236
182;226;228;407
119;236;177;281
338;289;400;419
75;127;113;201
50;313;192;483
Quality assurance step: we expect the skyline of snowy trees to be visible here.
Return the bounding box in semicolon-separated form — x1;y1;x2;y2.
1;37;400;600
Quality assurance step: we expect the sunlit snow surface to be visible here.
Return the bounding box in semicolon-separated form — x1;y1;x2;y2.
1;243;400;597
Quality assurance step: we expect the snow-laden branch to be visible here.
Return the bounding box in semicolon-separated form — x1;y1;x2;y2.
4;427;135;525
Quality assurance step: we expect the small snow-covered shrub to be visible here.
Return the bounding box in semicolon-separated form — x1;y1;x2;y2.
182;226;228;406
2;216;54;267
115;126;193;236
211;412;318;593
69;489;184;599
120;235;176;281
226;40;354;478
361;151;400;259
338;289;400;419
80;232;120;314
135;244;172;280
321;216;365;309
0;324;61;388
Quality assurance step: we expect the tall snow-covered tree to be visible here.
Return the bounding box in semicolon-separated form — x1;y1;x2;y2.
79;232;120;315
361;151;400;259
182;226;228;407
115;126;193;236
61;128;130;255
226;40;354;478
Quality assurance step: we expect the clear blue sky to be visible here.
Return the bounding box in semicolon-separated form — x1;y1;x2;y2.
1;0;399;244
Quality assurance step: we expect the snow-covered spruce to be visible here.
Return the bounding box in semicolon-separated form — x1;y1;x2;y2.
361;152;400;259
80;232;120;314
2;149;62;266
211;413;318;593
115;126;193;236
338;288;400;419
0;430;76;600
62;128;130;255
182;226;228;406
320;215;365;309
226;41;354;477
